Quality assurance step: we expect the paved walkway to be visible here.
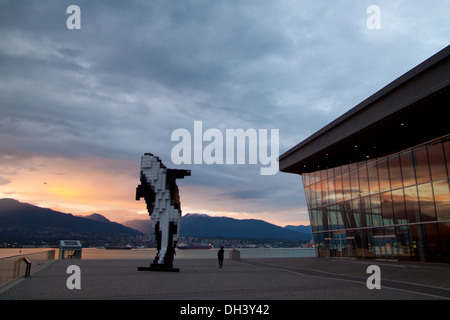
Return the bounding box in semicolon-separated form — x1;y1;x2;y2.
1;257;449;300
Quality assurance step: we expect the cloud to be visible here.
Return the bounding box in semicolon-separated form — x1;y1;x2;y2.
0;176;11;186
0;0;449;226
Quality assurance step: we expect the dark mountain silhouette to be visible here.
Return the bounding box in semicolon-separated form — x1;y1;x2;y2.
284;225;312;237
83;213;112;224
0;198;312;244
178;213;312;242
0;198;142;244
123;214;312;242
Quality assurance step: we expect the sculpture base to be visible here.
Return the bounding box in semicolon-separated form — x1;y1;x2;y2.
138;264;180;272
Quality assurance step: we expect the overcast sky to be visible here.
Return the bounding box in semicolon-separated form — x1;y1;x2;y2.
0;0;449;226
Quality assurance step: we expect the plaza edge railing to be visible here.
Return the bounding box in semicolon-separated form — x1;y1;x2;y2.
0;250;55;288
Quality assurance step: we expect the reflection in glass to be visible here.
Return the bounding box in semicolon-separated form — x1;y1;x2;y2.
371;195;382;227
321;180;327;206
423;223;440;260
418;183;436;222
389;155;403;190
359;167;369;197
334;176;343;203
378;159;390;193
368;163;380;194
428;143;447;181
342;172;351;201
327;179;336;205
433;179;450;221
397;226;411;260
404;186;421;223
392;189;407;223
401;151;416;187
414;147;431;184
438;223;450;260
302;137;449;262
303;173;310;187
350;169;360;199
445;140;450;174
380;192;393;226
351;199;361;228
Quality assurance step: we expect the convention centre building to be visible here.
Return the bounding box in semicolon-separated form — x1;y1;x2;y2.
279;46;450;263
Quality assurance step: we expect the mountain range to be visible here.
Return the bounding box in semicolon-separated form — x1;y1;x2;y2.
0;198;142;245
0;198;312;244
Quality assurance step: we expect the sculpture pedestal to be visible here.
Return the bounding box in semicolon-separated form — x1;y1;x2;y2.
138;264;180;272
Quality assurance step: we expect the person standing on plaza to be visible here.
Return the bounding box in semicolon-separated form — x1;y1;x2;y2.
217;246;224;268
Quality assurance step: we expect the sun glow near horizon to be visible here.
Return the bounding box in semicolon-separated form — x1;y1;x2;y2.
0;151;309;227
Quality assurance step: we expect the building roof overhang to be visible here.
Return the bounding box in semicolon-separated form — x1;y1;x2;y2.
279;45;450;175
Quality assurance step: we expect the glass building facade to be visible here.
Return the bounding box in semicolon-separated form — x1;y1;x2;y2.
303;135;450;262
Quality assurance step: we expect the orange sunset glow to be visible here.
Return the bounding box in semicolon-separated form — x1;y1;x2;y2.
0;149;309;227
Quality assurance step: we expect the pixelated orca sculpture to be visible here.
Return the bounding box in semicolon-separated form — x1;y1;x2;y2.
136;153;190;272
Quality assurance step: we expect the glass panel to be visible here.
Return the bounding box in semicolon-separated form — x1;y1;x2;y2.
368;162;380;194
428;142;448;181
342;172;351;201
389;155;403;190
366;229;375;259
400;150;416;187
404;185;421;223
371;194;382;227
341;164;349;175
305;187;311;208
334;176;344;203
438;222;450;262
328;205;344;230
358;166;369;197
343;201;353;228
377;159;390;193
417;183;436;222
327;179;336;204
444;140;450;177
350;169;360;199
320;169;328;182
308;186;316;209
414;147;431;184
349;162;357;172
396;226;411;261
392;189;407;224
327;168;334;180
310;171;320;185
433;179;450;221
423;223;440;262
409;224;426;262
351;199;361;228
309;209;317;232
337;204;346;229
314;232;325;257
361;196;372;227
380;191;394;226
321;180;328;206
313;183;321;208
313;209;323;232
334;166;342;177
303;173;310;187
322;207;329;231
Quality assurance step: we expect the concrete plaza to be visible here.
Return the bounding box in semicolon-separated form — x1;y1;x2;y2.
1;257;449;300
